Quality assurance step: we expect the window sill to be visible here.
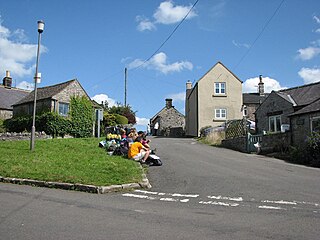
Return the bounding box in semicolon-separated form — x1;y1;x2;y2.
212;94;227;97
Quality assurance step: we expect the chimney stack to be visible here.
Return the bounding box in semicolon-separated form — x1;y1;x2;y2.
186;80;192;90
258;75;264;96
165;98;173;109
3;70;12;88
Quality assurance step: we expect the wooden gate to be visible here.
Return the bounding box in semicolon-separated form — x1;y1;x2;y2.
247;133;263;153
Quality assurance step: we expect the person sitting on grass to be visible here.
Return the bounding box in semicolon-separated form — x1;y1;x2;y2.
128;136;150;163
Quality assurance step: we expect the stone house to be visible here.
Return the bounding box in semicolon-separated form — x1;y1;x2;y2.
242;75;269;122
0;71;31;120
150;99;185;137
185;61;243;137
255;81;320;147
13;79;90;117
288;98;320;147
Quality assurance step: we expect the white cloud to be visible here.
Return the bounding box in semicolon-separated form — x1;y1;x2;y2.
136;16;156;32
0;18;47;78
136;1;197;31
296;47;320;60
136;117;150;126
313;15;320;24
91;94;117;107
243;76;284;93
232;40;250;49
298;67;320;84
133;116;150;132
128;52;193;74
16;80;34;90
167;92;185;102
153;1;197;24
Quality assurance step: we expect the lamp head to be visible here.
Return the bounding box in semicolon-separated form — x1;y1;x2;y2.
37;20;44;33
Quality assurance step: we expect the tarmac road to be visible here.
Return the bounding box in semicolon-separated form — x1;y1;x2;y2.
1;137;320;240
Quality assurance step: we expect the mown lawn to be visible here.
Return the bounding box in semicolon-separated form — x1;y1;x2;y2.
0;138;142;186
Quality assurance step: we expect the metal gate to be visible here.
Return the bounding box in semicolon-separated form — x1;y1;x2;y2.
247;133;263;153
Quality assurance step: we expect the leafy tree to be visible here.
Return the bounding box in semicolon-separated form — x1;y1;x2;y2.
108;104;136;124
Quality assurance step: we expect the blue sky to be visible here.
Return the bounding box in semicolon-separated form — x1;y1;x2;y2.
1;0;320;131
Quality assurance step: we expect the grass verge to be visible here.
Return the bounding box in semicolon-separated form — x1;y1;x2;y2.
0;138;142;186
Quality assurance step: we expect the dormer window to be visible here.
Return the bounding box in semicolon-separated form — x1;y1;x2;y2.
214;82;226;95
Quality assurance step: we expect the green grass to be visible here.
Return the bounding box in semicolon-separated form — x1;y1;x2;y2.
0;138;142;186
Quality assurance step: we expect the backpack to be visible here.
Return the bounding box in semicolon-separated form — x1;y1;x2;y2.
113;139;129;156
146;154;162;166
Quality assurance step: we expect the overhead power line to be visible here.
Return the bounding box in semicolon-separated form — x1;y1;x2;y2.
131;0;200;71
234;0;285;70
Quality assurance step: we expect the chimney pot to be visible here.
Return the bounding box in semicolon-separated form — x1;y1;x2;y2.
186;80;192;90
3;71;12;88
258;75;264;96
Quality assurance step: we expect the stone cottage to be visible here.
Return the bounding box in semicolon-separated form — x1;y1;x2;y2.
0;71;31;120
150;99;185;137
255;81;320;147
242;75;269;121
12;79;90;117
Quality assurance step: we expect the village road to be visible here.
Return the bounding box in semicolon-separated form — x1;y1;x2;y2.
1;137;320;240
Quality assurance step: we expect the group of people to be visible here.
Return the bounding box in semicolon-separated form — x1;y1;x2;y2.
120;128;152;163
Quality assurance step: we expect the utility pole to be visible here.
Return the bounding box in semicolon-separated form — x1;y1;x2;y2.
124;67;127;107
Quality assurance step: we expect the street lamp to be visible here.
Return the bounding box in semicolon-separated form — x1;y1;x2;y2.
30;20;44;151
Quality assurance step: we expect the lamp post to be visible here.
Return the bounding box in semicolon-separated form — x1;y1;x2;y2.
30;20;44;151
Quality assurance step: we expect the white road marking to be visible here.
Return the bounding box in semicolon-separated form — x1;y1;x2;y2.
261;200;297;205
207;195;243;202
122;191;319;213
172;193;199;198
199;201;239;207
258;205;286;210
122;193;156;200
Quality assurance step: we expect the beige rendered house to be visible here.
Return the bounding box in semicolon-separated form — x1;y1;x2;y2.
185;62;243;137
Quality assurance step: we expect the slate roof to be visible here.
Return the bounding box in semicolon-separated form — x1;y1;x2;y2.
276;81;320;106
0;85;30;110
289;98;320;116
14;79;77;106
243;93;269;104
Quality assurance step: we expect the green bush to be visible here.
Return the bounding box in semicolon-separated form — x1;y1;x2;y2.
115;114;128;125
4;96;95;138
69;96;94;138
306;132;320;167
0;119;5;133
3;116;31;132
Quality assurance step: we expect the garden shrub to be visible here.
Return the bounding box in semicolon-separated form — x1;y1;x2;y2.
69;96;94;138
115;114;128;125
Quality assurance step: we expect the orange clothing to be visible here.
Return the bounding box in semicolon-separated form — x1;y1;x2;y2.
128;142;143;159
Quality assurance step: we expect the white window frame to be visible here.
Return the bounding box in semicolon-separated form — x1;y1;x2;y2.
214;82;226;95
242;105;248;117
59;102;69;116
311;116;320;132
215;108;227;120
269;115;281;132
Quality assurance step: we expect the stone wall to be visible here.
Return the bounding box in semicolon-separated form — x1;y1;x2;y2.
0;131;51;141
221;136;247;153
222;132;291;153
259;132;291;152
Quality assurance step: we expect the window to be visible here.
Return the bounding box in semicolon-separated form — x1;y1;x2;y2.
269;115;281;132
59;102;69;116
242;105;248;117
215;109;227;119
214;82;226;95
311;117;320;132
